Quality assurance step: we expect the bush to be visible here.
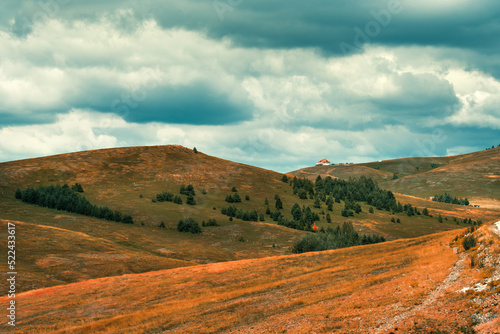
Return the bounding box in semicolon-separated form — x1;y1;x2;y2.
463;235;476;250
202;219;219;227
156;191;174;202
177;218;202;234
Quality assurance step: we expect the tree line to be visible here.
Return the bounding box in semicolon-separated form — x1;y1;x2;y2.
15;184;134;224
291;222;386;253
292;175;398;213
432;193;469;206
153;184;197;205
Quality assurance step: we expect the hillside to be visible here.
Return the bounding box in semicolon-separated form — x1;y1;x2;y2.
1;145;500;333
291;147;500;203
1;145;498;294
3;223;500;333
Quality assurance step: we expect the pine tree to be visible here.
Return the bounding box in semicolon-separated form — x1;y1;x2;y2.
275;195;283;210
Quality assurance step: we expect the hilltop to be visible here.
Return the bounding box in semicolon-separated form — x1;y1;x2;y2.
291;146;500;204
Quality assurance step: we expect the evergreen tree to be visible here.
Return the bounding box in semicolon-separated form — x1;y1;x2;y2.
291;203;302;221
275;195;283;210
326;213;332;224
281;174;289;183
186;195;197;205
193;147;198;154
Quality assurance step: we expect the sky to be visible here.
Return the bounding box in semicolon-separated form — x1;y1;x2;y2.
0;0;499;172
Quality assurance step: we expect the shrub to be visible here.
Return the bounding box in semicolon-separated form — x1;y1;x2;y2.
177;218;202;234
463;235;476;250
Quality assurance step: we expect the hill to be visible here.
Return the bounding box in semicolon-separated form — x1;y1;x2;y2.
291;147;500;204
3;223;500;333
1;145;498;293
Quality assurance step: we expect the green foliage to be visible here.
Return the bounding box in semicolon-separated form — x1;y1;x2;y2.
369;207;374;214
220;206;259;222
292;175;397;214
291;222;386;254
193;147;198;154
259;213;265;221
177;218;202;234
392;173;399;180
231;186;237;192
326;213;332;224
422;207;429;216
245;195;250;201
275;195;283;209
432;193;469;206
173;195;183;204
281;174;289;183
202;219;219;227
463;235;476;250
155;191;174;202
186;194;197;205
438;214;443;223
71;183;84;193
15;184;134;224
225;192;241;203
158;221;166;228
180;184;196;196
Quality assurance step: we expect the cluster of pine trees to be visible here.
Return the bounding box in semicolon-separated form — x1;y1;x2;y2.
267;203;320;232
225;193;242;203
292;175;398;213
220;206;263;222
15;184;134;224
291;222;386;254
154;191;182;204
153;184;197;205
432;193;469;206
177;218;201;234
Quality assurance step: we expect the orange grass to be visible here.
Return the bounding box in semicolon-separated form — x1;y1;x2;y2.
2;230;485;333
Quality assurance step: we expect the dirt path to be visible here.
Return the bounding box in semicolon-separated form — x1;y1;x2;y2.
374;252;467;333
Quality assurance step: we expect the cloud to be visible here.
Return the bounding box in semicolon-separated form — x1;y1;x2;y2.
1;3;500;171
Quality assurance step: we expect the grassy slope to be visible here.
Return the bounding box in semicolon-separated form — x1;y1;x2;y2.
2;145;498;294
4;226;499;333
291;147;500;201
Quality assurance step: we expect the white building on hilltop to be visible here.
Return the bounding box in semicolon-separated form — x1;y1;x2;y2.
315;158;331;166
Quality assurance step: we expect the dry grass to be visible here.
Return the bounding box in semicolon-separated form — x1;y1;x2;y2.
3;229;492;333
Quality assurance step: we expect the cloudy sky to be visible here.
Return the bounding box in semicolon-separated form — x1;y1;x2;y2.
0;0;499;172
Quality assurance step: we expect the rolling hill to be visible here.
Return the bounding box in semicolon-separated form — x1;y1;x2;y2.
291;146;500;204
1;145;499;333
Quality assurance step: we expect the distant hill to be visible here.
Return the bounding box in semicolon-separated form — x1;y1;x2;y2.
291;147;500;203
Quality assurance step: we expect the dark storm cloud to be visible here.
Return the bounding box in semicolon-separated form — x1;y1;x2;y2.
5;0;500;55
104;83;254;125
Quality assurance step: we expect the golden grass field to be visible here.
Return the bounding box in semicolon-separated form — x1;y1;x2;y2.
0;145;499;333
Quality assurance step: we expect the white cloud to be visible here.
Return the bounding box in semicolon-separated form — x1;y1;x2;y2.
1;15;499;170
